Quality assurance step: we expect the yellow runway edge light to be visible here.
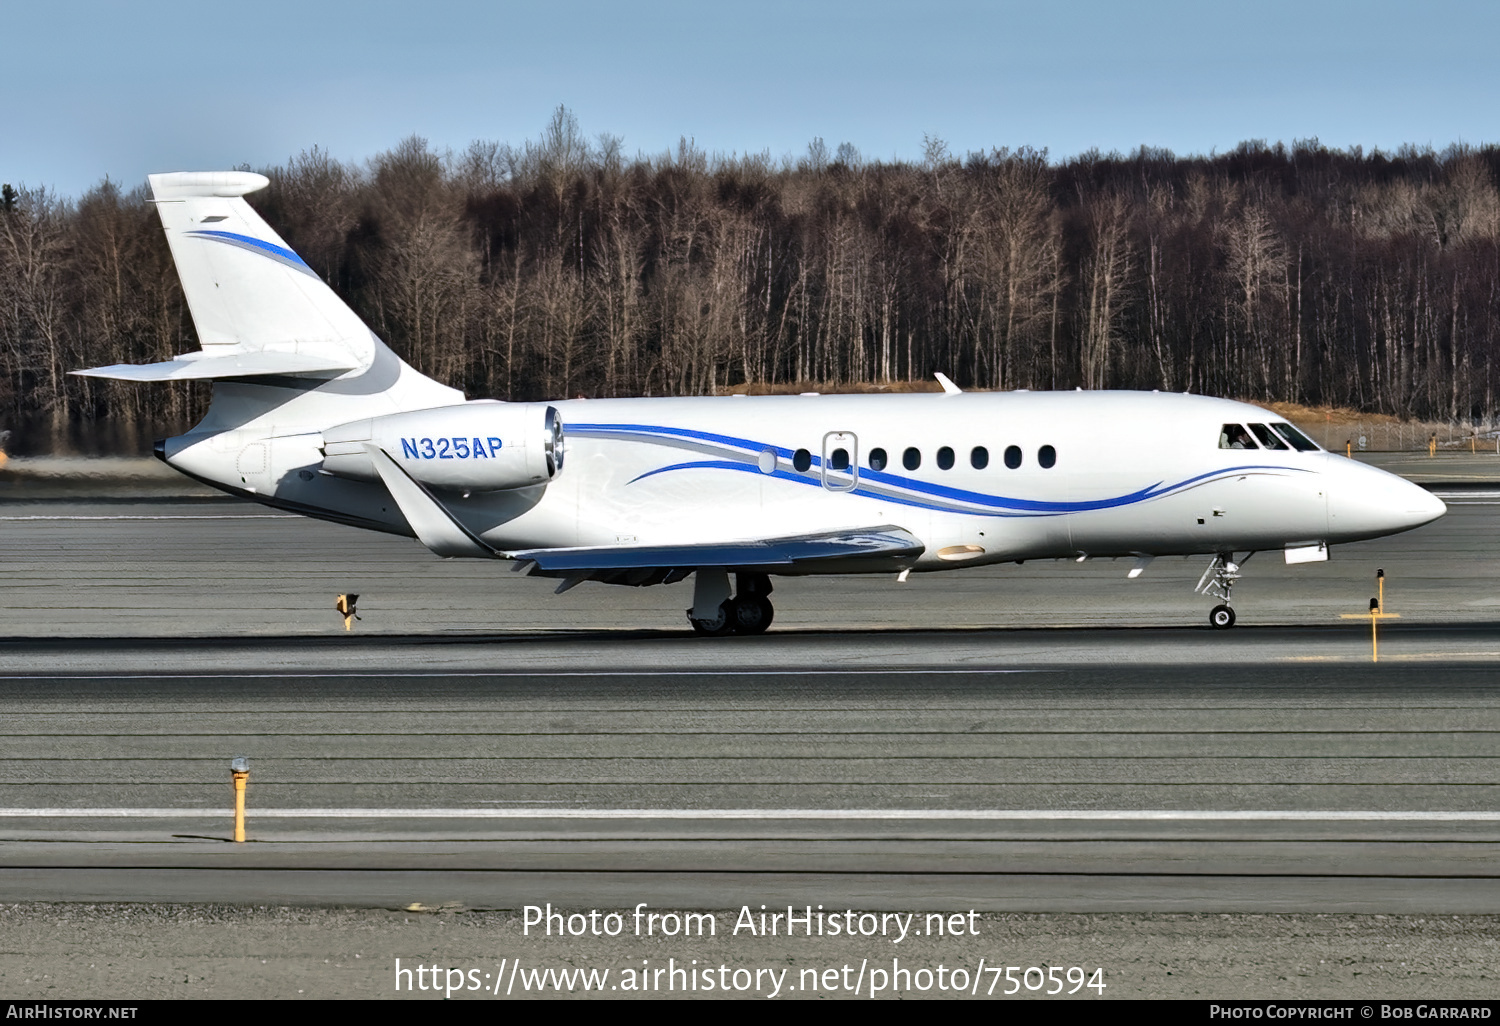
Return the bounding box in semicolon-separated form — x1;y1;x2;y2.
335;593;360;631
1339;569;1398;662
230;756;249;842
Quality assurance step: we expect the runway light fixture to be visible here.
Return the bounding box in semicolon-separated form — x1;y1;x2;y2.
230;757;250;843
1340;569;1398;662
335;594;360;631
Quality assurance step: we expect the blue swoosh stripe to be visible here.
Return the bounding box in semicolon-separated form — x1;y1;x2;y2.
629;459;751;483
629;459;1061;517
573;421;1310;516
574;422;795;457
186;230;317;276
624;457;1288;518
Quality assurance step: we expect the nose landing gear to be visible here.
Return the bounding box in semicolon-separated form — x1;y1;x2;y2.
1197;552;1249;629
688;570;775;636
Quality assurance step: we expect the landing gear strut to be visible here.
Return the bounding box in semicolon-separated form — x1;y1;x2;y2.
1196;552;1249;629
688;570;774;636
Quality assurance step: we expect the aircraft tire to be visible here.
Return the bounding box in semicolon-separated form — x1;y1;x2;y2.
1209;604;1236;630
690;601;735;637
729;595;774;635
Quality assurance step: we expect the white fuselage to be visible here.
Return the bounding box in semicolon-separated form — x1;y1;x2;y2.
164;388;1444;573
88;172;1444;614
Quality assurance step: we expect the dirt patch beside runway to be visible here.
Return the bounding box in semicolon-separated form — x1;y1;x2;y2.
0;904;1494;1000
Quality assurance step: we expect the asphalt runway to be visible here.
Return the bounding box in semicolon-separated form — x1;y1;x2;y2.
1;660;1499;913
1;481;1499;917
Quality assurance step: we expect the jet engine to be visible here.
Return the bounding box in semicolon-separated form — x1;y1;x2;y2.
320;401;562;491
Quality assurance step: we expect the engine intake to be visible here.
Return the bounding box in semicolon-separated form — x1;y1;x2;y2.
320;402;562;492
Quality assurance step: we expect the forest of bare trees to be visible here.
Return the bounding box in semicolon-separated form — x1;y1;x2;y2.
3;108;1500;453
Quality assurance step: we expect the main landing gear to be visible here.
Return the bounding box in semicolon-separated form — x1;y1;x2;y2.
688;570;774;636
1196;552;1250;629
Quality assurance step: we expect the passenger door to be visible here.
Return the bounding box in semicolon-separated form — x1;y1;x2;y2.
821;431;858;492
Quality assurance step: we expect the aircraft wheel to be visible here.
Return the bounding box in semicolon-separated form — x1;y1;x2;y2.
729;595;774;635
1209;604;1236;630
690;601;735;637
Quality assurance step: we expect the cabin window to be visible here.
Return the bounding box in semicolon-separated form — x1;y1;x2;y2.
829;447;850;471
1272;422;1320;451
868;447;888;471
970;445;989;469
1004;445;1022;469
903;447;921;471
1219;424;1259;449
793;448;812;472
1039;445;1057;469
1249;423;1289;450
937;446;955;470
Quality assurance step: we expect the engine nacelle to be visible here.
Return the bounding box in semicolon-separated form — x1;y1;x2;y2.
320;401;562;492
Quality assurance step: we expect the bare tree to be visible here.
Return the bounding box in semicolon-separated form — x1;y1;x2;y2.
1224;203;1288;397
0;186;71;445
1079;191;1133;390
14;126;1500;453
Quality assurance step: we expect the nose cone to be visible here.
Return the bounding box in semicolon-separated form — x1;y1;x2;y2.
1408;483;1448;526
1327;458;1446;541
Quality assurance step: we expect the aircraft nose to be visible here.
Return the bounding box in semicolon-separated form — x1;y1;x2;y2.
1327;459;1446;539
1408;483;1448;527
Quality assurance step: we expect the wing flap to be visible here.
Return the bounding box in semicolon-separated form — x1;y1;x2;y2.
505;526;924;573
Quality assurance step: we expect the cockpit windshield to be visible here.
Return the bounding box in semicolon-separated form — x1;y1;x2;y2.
1219;424;1258;449
1271;422;1320;451
1249;423;1289;450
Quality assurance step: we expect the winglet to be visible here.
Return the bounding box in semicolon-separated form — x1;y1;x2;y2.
364;444;493;559
933;372;962;395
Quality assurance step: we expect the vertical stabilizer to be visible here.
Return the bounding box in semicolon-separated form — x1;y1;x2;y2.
73;170;464;431
149;170;371;364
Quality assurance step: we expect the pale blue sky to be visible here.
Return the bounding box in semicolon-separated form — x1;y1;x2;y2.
5;0;1499;198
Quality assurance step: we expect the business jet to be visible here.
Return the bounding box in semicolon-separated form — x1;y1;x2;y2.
75;172;1446;634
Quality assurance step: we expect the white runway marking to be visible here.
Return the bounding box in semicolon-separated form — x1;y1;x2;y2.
0;515;293;521
3;808;1499;821
1431;491;1500;504
0;669;1035;680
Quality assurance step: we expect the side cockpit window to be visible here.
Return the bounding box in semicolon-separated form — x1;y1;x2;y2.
1249;423;1289;450
1219;424;1259;449
1272;422;1320;451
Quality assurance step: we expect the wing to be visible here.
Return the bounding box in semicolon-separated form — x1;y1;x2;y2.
349;440;925;577
506;526;925;586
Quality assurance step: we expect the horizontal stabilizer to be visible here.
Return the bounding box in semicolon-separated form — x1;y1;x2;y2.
506;526;924;573
73;350;359;382
149;171;271;200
